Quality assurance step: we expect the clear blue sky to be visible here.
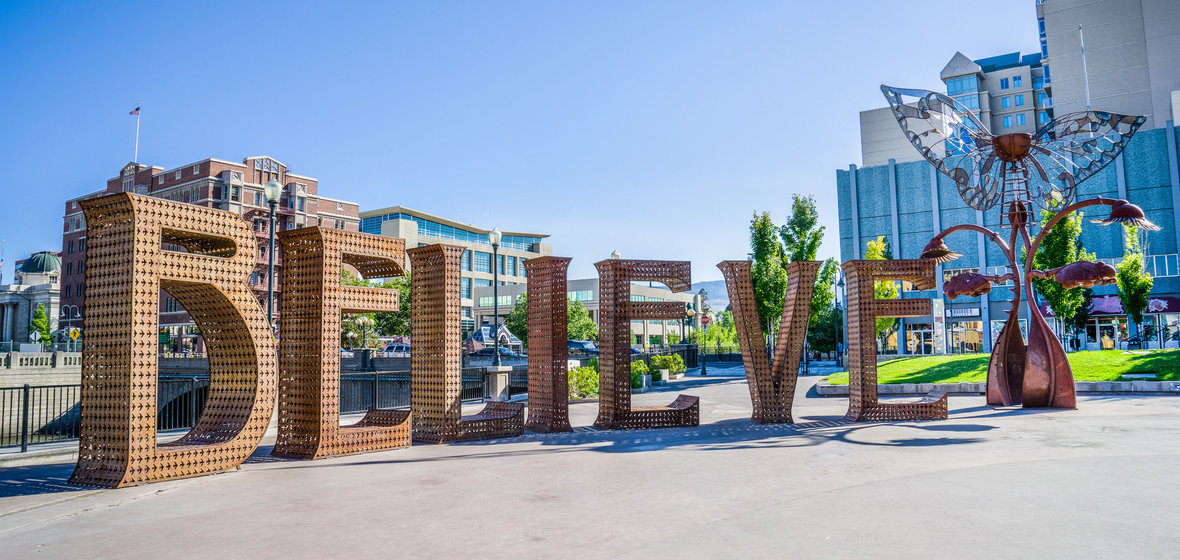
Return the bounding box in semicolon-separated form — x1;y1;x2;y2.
0;0;1037;282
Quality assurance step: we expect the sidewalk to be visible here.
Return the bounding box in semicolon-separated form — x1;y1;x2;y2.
3;368;1179;558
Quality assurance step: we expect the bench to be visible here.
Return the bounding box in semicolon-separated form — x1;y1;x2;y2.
848;390;948;422
614;394;700;429
415;401;525;443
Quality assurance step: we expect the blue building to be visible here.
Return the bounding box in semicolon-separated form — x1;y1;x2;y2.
837;125;1180;354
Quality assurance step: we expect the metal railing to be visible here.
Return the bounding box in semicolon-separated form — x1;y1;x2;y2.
0;384;81;451
507;365;528;398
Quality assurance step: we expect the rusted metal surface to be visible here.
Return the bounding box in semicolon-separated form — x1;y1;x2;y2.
523;256;572;433
409;244;523;443
272;227;411;459
719;260;819;423
593;258;698;430
843;259;948;422
70;193;276;488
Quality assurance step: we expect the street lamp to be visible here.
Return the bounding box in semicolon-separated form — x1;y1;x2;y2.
683;306;694;344
490;227;503;367
610;249;621;260
346;330;357;349
263;179;283;329
837;276;846;367
355;315;374;348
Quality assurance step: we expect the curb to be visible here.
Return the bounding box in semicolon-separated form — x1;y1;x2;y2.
0;447;77;468
815;379;1180;396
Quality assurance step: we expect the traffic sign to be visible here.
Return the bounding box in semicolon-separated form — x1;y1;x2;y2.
69;328;80;341
700;316;710;325
29;332;39;342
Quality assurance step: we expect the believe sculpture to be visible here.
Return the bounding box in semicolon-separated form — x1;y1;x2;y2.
882;85;1157;408
523;256;573;433
70;193;277;488
271;227;411;459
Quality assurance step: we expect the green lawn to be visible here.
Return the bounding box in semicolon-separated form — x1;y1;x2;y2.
824;349;1180;385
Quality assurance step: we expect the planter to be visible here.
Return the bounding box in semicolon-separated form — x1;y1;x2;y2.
660;368;671;382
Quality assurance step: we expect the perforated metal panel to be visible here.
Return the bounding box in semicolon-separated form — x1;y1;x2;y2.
719;260;819;423
523;256;572;433
843;259;947;422
593;259;698;430
409;244;523;443
69;193;276;488
272;227;411;459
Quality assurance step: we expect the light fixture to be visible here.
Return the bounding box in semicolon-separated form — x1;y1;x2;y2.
610;250;621;260
489;227;502;247
264;179;283;204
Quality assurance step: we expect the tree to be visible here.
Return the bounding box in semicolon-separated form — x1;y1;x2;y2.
749;211;787;335
343;270;411;337
864;236;898;340
1117;225;1154;330
809;259;839;329
1031;207;1090;338
30;303;51;345
779;194;824;264
504;294;599;348
808;305;841;354
697;288;712;316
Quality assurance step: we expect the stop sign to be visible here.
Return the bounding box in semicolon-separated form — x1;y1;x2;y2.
701;316;710;325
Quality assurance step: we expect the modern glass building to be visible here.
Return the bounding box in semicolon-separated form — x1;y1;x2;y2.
360;206;551;335
837;125;1180;355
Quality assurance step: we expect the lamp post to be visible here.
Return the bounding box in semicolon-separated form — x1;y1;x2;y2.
835;275;844;367
683;306;694;344
346;330;357;349
490;227;502;367
263;179;283;330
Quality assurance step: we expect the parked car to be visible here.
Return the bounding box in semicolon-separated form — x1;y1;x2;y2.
382;344;410;357
568;340;599;355
469;347;526;358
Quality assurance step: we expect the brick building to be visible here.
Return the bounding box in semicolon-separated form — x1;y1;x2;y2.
61;156;360;352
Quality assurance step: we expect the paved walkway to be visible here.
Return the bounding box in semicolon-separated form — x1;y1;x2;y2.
2;364;1179;559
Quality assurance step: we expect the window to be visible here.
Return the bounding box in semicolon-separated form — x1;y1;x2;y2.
1037;92;1047;106
943;267;980;283
474;252;491;273
946;75;978;96
478;295;514;308
254;192;261;206
1001;96;1010;109
64;285;71;298
297;197;305;212
1000;78;1009;90
175;170;182;180
77;284;83;297
159;176;165;185
250;272;258;285
1039;111;1051;124
1014;94;1024;106
496;254;505;275
68;240;75;254
78;261;84;274
461;277;472;299
1016;113;1026;125
1150;254;1179;277
567;290;594;302
954;94;979;111
474;279;492;287
231;186;241;202
192;164;200;174
1043;66;1051;84
80;238;85;251
462;250;472;271
1034;76;1044;90
1013;76;1023;87
1003;115;1013;128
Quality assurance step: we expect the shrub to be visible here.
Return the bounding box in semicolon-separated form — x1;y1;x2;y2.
568;366;599;399
630;360;649;389
587;358;599;372
648;354;685;375
669;354;685;374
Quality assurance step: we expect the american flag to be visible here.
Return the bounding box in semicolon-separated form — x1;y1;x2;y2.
129;106;141;115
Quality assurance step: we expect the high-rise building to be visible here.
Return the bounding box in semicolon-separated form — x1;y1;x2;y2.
360;206;551;335
61;156;361;352
861;50;1054;167
1039;0;1180;130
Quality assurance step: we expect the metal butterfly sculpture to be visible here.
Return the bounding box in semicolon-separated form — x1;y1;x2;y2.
880;85;1158;410
882;85;1151;226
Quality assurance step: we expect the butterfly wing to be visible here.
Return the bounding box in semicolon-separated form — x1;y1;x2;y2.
1027;111;1147;207
881;85;1000;210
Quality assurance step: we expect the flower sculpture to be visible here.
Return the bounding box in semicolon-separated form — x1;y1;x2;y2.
883;85;1157;409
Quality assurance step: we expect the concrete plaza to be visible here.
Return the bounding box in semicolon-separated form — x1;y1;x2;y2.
2;364;1179;559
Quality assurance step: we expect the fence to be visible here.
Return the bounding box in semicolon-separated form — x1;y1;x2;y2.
507;365;528;398
0;384;80;451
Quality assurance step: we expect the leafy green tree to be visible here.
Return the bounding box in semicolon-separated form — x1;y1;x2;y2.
567;299;599;341
1031;208;1090;336
779;194;824;264
504;294;599;348
343;270;411;337
864;236;898;339
1117;226;1154;330
807;305;841;354
750;211;787;335
30;304;52;345
809;258;839;328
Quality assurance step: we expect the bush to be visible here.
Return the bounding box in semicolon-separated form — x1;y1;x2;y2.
568;366;599;399
630;360;649;389
648;354;685;376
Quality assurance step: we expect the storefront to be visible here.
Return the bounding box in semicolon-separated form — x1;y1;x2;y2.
905;322;934;354
1041;295;1180;350
946;307;984;354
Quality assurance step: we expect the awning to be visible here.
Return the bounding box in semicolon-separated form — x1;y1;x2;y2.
1039;295;1180;316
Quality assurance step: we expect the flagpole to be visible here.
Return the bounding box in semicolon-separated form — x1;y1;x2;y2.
134;102;141;162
